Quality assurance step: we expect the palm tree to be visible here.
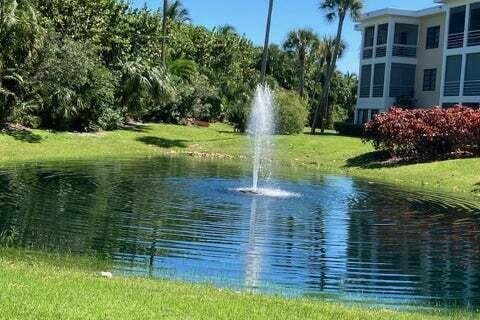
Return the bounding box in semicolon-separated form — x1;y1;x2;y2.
260;0;274;85
161;0;190;66
283;29;319;98
315;36;345;71
161;0;168;66
166;0;191;23
311;0;362;134
216;24;237;36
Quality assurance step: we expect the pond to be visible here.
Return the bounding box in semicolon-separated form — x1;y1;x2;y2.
0;157;479;308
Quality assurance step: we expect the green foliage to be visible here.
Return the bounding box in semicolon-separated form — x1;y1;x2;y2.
168;59;198;81
275;90;308;135
0;0;357;132
333;121;363;137
26;37;119;131
226;99;250;133
118;60;172;120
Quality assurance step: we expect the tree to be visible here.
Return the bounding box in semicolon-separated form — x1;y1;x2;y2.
311;0;362;134
260;0;274;85
283;29;319;98
161;0;168;66
166;0;190;23
0;0;44;125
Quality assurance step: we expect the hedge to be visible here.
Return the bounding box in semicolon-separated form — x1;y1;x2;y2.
363;107;480;159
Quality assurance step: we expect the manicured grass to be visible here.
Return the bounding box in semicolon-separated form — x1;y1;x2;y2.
0;249;477;320
1;123;479;197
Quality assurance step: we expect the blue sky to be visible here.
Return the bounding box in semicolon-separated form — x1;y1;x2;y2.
132;0;435;73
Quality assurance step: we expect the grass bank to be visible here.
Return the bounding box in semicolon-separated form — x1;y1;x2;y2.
0;249;477;320
1;123;479;197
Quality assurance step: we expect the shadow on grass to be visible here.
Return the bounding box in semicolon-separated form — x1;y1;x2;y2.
136;136;188;148
345;151;395;169
121;123;151;133
473;183;480;194
3;130;43;143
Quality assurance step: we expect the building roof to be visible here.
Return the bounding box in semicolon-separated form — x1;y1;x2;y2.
359;5;445;23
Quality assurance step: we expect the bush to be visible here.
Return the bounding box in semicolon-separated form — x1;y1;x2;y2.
148;75;220;124
226;99;249;133
334;121;364;137
275;90;308;135
364;107;480;159
26;36;120;131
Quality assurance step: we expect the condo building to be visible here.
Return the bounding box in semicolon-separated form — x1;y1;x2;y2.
354;0;480;124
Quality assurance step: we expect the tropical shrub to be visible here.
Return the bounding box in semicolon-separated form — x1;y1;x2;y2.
226;99;250;133
26;37;120;131
147;75;220;123
334;121;363;137
364;107;480;159
275;90;308;135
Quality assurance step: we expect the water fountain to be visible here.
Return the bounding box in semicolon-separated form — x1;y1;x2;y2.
237;85;299;198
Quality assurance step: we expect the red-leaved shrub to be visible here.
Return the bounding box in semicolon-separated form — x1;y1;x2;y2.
363;107;480;159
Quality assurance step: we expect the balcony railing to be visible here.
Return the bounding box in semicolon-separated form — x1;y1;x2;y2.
448;32;464;49
463;80;480;96
375;46;387;58
468;30;480;47
372;85;384;97
360;86;370;98
389;86;414;98
363;48;373;59
392;45;417;58
444;81;461;96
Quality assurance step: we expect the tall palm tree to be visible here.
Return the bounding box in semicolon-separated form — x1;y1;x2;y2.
315;36;345;71
161;0;168;66
311;0;362;134
260;0;274;85
283;29;319;98
161;0;190;66
166;0;190;23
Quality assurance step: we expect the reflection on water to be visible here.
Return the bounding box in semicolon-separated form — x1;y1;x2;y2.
0;157;479;307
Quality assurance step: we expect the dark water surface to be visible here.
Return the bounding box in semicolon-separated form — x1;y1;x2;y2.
1;157;480;307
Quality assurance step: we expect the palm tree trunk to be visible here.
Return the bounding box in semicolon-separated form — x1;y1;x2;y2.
161;0;168;67
260;0;274;85
311;13;345;134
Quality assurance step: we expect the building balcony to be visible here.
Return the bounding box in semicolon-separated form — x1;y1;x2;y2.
448;32;464;49
463;80;480;96
372;85;384;97
468;30;480;47
375;45;387;58
444;81;461;96
392;45;417;58
363;48;373;59
360;86;370;98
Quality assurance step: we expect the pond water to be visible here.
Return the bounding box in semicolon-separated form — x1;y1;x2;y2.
0;157;480;308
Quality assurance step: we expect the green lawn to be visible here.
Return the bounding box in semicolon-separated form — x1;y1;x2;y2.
1;125;480;319
1;123;479;197
0;249;477;320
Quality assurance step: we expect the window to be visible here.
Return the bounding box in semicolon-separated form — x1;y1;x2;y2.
426;26;440;49
364;26;374;48
373;64;385;97
423;69;437;91
377;24;388;45
389;63;416;98
464;53;480;96
357;109;369;125
370;109;379;120
448;6;466;48
359;65;372;98
444;55;462;96
394;23;418;45
449;6;466;34
468;3;480;46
